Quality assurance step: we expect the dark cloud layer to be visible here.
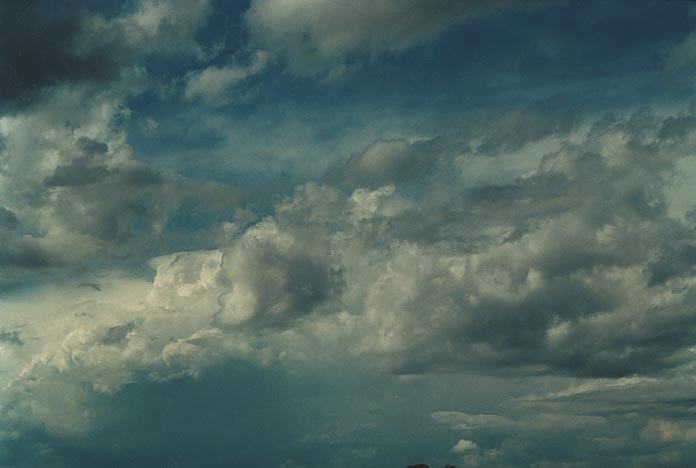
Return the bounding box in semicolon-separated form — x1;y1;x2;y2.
0;1;116;107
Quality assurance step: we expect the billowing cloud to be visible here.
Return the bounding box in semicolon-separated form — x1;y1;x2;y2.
2;3;696;467
4;103;696;447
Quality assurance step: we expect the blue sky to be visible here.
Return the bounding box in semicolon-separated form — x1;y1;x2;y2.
3;1;696;467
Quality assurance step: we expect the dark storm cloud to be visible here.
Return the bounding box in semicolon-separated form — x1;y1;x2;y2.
0;1;117;107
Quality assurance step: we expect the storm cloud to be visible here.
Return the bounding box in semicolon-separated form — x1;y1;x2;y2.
2;2;696;467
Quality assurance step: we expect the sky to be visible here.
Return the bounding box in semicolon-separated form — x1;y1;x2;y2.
2;1;696;467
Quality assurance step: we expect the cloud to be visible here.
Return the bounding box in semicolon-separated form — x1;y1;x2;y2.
431;374;696;467
450;439;478;453
0;1;116;107
2;101;696;468
0;328;23;346
325;100;581;190
185;51;269;105
328;138;446;187
0;0;212;108
666;30;696;70
0;206;19;231
244;0;555;75
472;100;580;156
0;81;246;272
79;0;212;61
4;3;696;466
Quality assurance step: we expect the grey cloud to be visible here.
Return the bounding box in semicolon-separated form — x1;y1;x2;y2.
9;106;696;379
474;100;580;156
0;1;117;107
0;328;23;346
328;138;447;187
326;100;581;193
0;89;245;273
44;167;175;244
432;406;677;468
330;105;696;378
4;104;696;463
245;0;557;76
44;157;165;189
647;240;696;286
148;219;345;331
184;50;269;105
431;377;696;468
78;282;101;292
0;0;212;108
76;136;108;156
0;232;57;268
0;206;18;231
99;322;135;346
44;158;111;187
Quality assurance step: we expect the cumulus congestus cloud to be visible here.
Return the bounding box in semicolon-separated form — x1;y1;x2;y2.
3;2;696;467
4;103;696;443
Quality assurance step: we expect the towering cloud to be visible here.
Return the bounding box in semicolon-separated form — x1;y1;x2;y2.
2;1;696;467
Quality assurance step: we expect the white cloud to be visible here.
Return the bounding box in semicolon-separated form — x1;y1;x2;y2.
185;51;269;105
450;438;479;453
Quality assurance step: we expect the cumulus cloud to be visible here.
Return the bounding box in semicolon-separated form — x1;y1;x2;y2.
244;0;555;75
0;80;246;273
450;439;478;453
5;3;696;466
3;88;696;468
